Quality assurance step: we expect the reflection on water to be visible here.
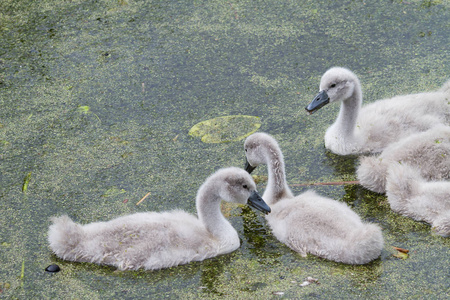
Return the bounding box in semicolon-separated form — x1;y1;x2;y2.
330;260;384;289
199;257;227;296
198;206;284;296
240;206;283;262
323;150;359;180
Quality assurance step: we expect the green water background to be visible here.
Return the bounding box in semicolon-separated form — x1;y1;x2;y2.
0;0;449;298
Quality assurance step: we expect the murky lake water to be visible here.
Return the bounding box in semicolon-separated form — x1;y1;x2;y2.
1;0;449;298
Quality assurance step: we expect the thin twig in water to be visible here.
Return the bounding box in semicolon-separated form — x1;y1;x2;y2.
393;246;409;254
136;192;151;205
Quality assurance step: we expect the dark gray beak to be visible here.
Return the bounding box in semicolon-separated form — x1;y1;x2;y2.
247;191;271;214
305;90;330;114
245;159;256;174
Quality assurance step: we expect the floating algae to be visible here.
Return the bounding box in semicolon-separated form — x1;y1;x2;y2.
22;172;32;193
188;115;261;143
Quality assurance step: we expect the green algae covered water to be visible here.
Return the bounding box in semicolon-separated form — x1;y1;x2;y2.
0;0;449;298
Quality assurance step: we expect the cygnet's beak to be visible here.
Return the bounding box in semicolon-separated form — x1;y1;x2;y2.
305;90;330;114
247;191;271;214
244;159;257;174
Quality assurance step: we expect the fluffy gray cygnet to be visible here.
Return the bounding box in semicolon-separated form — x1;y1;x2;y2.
306;67;450;155
386;163;450;237
48;167;270;271
244;132;384;264
357;124;450;193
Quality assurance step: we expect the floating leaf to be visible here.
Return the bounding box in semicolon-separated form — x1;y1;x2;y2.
189;115;261;143
77;105;101;123
393;251;409;259
77;105;91;114
22;172;32;193
392;246;409;259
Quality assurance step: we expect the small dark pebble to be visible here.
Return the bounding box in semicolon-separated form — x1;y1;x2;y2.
45;264;60;273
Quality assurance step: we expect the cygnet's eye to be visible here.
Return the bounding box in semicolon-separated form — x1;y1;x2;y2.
243;184;248;189
330;83;336;88
244;148;247;152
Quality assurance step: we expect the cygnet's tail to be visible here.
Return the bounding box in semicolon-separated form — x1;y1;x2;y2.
48;215;85;261
433;212;450;238
439;78;450;94
357;155;388;193
339;223;384;265
385;164;421;215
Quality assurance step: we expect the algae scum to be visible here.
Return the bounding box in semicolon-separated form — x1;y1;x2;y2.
1;0;449;298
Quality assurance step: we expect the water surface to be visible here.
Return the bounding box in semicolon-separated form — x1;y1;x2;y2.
0;0;449;298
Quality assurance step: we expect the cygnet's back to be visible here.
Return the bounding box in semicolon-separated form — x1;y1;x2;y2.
358;124;450;193
267;190;383;264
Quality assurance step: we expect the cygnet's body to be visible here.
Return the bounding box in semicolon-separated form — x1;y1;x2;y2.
48;167;270;271
386;164;450;237
306;67;450;155
357;124;450;193
244;132;383;264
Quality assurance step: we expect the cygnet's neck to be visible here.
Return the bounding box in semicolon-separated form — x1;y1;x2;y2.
327;86;363;153
262;145;293;205
337;88;362;137
196;185;238;247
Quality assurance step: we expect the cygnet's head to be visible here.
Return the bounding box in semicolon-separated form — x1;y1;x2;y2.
244;132;280;174
306;67;360;114
205;167;271;214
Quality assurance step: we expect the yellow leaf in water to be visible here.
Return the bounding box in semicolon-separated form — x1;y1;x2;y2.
393;251;409;259
189;115;261;143
392;246;409;259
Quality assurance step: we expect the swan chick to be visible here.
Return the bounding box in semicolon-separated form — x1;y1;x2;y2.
386;163;450;237
244;132;384;264
48;167;270;271
305;67;450;155
357;124;450;193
